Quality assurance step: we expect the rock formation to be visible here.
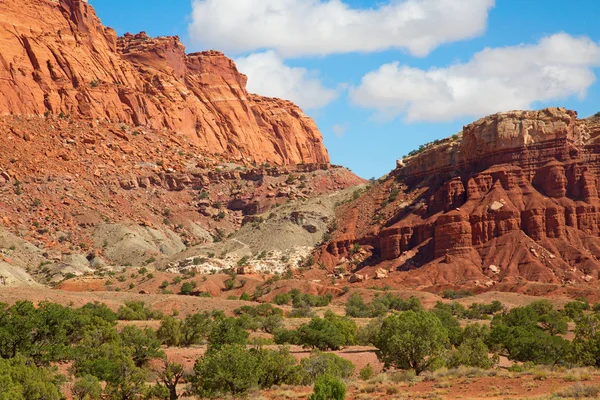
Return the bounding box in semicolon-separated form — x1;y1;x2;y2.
320;108;600;289
0;0;328;165
0;0;366;286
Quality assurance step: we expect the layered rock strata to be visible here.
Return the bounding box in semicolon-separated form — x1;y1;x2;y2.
0;0;328;165
322;108;600;287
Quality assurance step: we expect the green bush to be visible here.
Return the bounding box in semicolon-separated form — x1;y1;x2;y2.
240;292;251;301
72;374;102;400
273;292;292;305
447;324;495;369
290;289;333;308
375;310;449;374
287;305;316;318
309;374;346;400
299;351;355;385
359;364;374;381
116;301;163;321
0;356;63;400
190;345;301;397
118;326;164;367
179;281;197;295
293;312;356;351
563;301;590;320
442;289;474;299
208;317;249;350
345;293;423;318
190;344;260;397
157;316;182;347
489;304;571;364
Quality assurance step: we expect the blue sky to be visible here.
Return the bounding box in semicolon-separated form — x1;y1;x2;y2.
90;0;600;179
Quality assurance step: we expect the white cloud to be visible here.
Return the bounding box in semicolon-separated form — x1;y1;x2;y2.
332;123;349;137
350;33;600;122
235;51;338;109
189;0;494;57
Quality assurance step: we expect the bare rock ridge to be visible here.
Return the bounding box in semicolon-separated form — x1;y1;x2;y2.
321;108;600;289
0;0;328;165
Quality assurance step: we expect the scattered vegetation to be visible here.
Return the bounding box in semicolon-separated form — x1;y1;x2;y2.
4;291;600;399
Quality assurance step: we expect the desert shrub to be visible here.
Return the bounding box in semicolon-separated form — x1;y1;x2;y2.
240;292;251;301
234;303;283;318
0;300;120;364
179;281;197;295
157;316;182;347
299;351;355;385
489;304;571;364
294;312;356;351
431;308;462;346
462;301;504;319
0;356;63;400
345;293;422;318
356;318;383;346
287;305;316;318
570;314;600;367
256;346;301;388
344;293;372;318
72;374;102;400
359;364;374;381
180;312;212;347
447;337;494;369
555;383;600;398
442;289;474;299
308;374;346;400
234;304;284;333
72;342;148;400
190;345;300;397
564;301;591;320
224;278;236;290
116;301;163;321
291;289;333;308
190;344;260;397
375;310;449;374
118;326;164;367
297;317;346;351
273;292;292;305
389;369;417;383
79;302;118;324
261;314;284;334
274;328;300;345
207;316;248;350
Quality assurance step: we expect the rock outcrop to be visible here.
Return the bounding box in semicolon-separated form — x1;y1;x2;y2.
321;108;600;289
0;0;328;165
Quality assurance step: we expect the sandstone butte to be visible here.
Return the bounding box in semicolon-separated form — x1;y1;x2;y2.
320;108;600;291
0;0;328;166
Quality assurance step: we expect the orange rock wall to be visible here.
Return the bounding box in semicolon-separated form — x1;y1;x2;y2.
0;0;328;165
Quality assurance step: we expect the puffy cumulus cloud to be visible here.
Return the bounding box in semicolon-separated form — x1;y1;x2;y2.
350;33;600;122
189;0;494;57
235;51;338;109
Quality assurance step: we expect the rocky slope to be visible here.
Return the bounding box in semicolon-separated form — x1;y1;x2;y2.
0;0;366;287
319;108;600;291
0;0;328;165
0;114;361;286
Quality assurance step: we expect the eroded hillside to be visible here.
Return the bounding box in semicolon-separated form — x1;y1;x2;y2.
319;108;600;293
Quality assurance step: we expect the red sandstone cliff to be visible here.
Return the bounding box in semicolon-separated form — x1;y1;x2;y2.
320;108;600;290
0;0;328;165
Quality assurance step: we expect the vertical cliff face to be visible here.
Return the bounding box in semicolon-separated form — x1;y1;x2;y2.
0;0;329;165
319;108;600;289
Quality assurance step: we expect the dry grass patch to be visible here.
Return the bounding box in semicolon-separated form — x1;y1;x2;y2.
555;383;600;398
